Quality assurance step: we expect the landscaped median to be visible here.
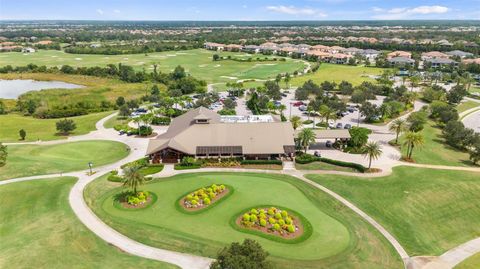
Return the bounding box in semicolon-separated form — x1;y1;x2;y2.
84;172;403;269
295;153;367;173
173;157;283;170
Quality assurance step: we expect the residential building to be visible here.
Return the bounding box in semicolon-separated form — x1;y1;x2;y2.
446;50;474;58
425;58;458;68
388;56;415;67
204;42;225;51
21;47;36;53
387;51;411;59
421;51;450;60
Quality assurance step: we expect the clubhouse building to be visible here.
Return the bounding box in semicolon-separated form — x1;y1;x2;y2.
146;107;296;163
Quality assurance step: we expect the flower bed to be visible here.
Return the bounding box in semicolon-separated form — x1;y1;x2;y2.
236;206;304;240
179;184;229;212
115;191;156;209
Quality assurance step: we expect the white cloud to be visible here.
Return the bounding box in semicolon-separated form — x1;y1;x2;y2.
96;9;104;15
266;5;326;17
113;9;120;14
372;5;449;19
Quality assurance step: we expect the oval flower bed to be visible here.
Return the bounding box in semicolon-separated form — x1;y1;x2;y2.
115;191;157;209
234;206;310;242
179;184;229;212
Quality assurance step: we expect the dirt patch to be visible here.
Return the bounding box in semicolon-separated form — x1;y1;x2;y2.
235;208;304;239
180;187;230;212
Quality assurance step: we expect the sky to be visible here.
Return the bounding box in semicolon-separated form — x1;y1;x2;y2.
1;0;479;21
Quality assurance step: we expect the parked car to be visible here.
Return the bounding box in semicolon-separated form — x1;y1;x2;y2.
344;123;352;129
347;107;356;113
328;122;335;129
281;93;287;97
336;123;343;129
326;140;332;147
299;105;307;111
136;108;147;113
126;131;135;136
118;130;126;135
314;151;321;157
293;101;304;107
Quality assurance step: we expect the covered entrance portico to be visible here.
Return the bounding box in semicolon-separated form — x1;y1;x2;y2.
150;148;187;164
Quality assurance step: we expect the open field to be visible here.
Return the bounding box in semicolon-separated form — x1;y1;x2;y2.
398;121;474;167
0;49;305;84
307;166;480;256
457;100;480;113
0;111;112;142
103;114;129;129
0;140;129;180
0;177;177;269
290;64;385;86
85;172;402;269
456;253;480;269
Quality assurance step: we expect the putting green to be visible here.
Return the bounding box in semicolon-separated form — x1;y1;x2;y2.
0;177;177;268
0;140;129;180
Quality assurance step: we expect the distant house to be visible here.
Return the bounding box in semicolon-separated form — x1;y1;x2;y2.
425;58;458;68
310;44;330;52
421;51;449;60
35;40;53;45
330;53;352;64
224;44;243;52
437;39;453;47
21;47;36;53
360;49;380;61
388;56;415;67
204;42;225;51
446;50;474;59
462;58;480;65
387;51;411;59
344;47;363;56
243;45;261;54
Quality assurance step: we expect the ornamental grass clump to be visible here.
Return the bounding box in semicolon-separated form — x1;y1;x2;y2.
240;206;299;237
183;184;226;209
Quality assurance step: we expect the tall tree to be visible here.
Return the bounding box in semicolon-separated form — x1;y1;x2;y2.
290;116;302;130
403;132;424;160
210;239;270;269
389;119;407;144
362;141;382;169
56;119;76;135
123;165;145;195
297;128;316;153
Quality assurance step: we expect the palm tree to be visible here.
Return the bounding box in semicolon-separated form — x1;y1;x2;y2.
403;132;424;160
319;105;337;129
389;119;407;144
132;117;142;129
362;141;382;169
409;75;421;91
284;73;291;89
298;128;316;153
123;165;145;195
278;104;287;117
290;115;302;130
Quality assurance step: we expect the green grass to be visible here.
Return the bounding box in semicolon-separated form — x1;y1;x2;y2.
138;165;164;176
457;100;480;113
291;64;386;86
0;177;177;269
103;115;130;129
296;161;359;173
0;111;112;142
307;166;480;256
0;49;305;84
85;172;403;269
469;86;480;94
0;140;129;180
398;121;473;167
455;253;480;269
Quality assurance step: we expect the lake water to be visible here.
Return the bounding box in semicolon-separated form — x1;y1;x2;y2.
0;79;84;99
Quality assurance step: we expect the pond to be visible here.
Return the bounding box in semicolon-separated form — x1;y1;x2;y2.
0;79;84;99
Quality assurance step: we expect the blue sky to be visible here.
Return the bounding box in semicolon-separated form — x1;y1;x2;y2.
1;0;479;20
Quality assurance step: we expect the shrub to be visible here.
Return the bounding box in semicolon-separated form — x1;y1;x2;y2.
259;212;267;219
273;223;281;231
138;125;153;136
243;213;251;222
250;214;258;222
287;225;295;233
191;200;198;206
151;116;171;125
285;218;293;225
278;219;285;226
267;208;275;215
274;212;282;219
281;210;288;218
260;219;267;227
204;197;211;205
295;153;366;172
251;209;258;215
240;160;282;165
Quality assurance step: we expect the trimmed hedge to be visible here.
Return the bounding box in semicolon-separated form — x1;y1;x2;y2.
240;160;283;165
174;164;201;170
296;154;366;173
151;116;171;125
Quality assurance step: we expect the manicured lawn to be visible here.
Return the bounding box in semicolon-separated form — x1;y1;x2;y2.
307;166;480;256
456;253;480;269
457;100;480;113
296;161;359;173
0;140;129;180
398;121;473;167
85;172;403;269
0;49;305;84
291;64;386;86
0;177;177;269
0;111;112;142
103;115;130;129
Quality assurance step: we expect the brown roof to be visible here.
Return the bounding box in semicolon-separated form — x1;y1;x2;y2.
147;107;295;155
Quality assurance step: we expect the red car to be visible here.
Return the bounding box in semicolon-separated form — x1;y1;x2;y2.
292;101;304;107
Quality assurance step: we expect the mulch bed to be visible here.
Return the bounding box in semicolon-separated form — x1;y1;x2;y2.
120;195;153;209
180;188;230;212
235;208;304;239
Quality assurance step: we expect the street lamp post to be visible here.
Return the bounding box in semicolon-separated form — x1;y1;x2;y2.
88;162;93;175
